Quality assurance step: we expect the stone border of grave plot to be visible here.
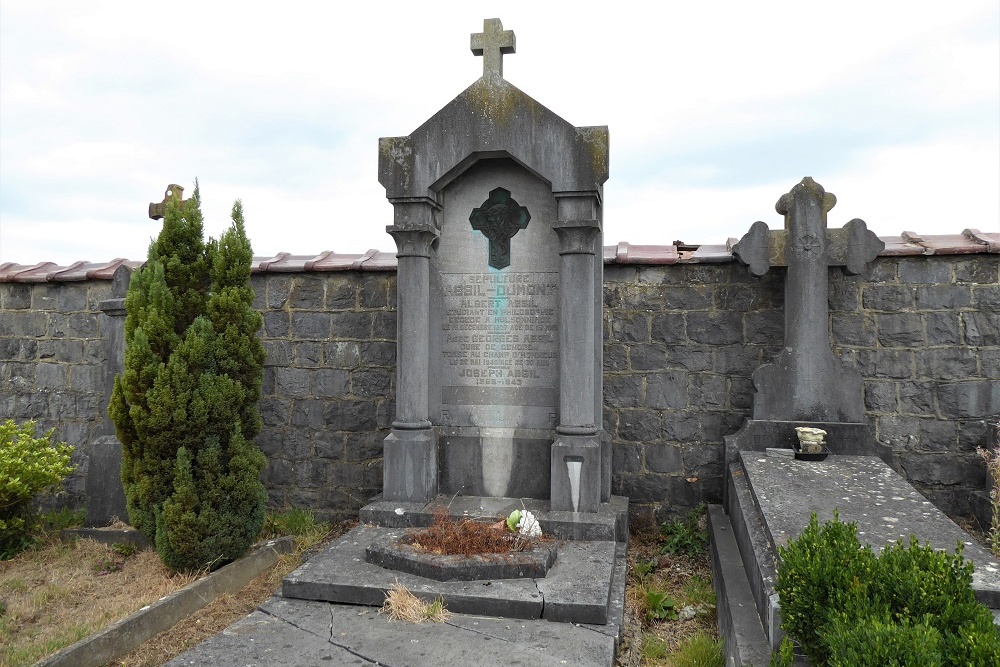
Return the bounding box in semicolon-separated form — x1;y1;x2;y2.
36;536;295;667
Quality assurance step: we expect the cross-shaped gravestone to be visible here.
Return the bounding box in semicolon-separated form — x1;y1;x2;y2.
148;184;189;220
469;187;531;270
470;18;515;78
732;177;884;423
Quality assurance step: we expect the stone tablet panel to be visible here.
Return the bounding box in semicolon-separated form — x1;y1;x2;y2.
430;158;561;497
432;158;560;431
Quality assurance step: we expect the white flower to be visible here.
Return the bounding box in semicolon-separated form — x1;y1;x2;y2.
515;510;542;538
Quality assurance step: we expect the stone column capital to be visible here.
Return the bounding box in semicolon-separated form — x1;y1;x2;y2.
387;228;438;258
554;220;600;255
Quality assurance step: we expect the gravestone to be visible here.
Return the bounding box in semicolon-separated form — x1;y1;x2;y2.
85;263;132;526
724;177;889;470
279;22;627;641
378;18;611;512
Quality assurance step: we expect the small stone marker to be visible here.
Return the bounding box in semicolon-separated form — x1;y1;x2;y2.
148;184;187;220
471;18;515;78
732;177;883;423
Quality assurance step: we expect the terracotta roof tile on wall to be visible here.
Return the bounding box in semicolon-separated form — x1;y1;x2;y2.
3;232;996;283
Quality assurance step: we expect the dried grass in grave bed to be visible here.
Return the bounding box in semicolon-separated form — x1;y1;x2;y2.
0;538;199;667
404;507;538;557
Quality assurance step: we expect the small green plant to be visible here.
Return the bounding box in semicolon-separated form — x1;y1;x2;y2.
659;503;708;557
262;507;331;550
0;420;74;559
977;443;1000;556
92;556;122;575
639;632;670;661
768;636;795;667
670;631;724;667
776;512;1000;666
38;507;85;533
681;574;716;608
111;541;138;558
633;557;656;581
643;586;678;623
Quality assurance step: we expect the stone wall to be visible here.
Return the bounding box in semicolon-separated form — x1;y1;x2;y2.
0;280;112;506
604;255;999;522
1;251;997;523
253;271;397;516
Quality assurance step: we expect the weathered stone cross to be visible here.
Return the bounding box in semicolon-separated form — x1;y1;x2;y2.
148;184;188;220
469;187;531;270
471;18;515;78
732;177;884;423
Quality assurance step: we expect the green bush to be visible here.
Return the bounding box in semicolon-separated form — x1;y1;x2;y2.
0;420;74;558
776;512;1000;666
823;614;943;667
110;186;266;572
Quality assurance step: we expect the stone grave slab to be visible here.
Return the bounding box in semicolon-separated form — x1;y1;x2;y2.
164;596;618;667
741;454;1000;607
282;524;620;625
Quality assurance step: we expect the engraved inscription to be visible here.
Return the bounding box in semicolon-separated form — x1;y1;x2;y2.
441;272;558;405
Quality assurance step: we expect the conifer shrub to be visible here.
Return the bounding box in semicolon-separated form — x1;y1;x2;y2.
0;419;74;558
776;512;1000;666
109;186;266;572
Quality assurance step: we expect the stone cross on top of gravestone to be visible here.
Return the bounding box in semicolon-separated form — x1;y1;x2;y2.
148;184;188;220
732;177;884;423
469;187;531;269
471;18;515;78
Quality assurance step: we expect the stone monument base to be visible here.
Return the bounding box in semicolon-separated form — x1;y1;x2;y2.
282;496;628;626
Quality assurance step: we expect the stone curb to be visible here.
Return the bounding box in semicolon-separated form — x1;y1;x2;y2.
36;536;296;667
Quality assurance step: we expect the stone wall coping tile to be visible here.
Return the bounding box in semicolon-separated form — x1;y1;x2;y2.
604;242;679;265
5;233;996;283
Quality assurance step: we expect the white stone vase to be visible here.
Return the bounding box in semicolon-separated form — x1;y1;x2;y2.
795;427;827;454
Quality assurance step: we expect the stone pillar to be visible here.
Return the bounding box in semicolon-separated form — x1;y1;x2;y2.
550;194;603;512
383;200;440;503
86;264;131;527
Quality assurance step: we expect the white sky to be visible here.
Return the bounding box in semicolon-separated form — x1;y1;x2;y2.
1;1;997;265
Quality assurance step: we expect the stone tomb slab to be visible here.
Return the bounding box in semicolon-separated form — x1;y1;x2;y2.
741;454;1000;607
365;530;557;581
283;524;618;624
164;596;618;667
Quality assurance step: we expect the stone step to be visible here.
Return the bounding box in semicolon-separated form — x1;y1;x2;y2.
282;523;627;627
708;504;772;667
360;494;629;542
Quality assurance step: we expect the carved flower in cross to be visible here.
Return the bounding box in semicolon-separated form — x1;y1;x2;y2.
796;233;821;255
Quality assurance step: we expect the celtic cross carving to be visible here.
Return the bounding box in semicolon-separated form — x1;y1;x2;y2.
469;187;531;270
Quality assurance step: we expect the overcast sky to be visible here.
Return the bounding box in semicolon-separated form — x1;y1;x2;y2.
1;1;997;265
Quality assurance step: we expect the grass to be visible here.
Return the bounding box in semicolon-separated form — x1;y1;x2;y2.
0;536;199;667
616;507;719;667
0;506;349;667
380;582;451;623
